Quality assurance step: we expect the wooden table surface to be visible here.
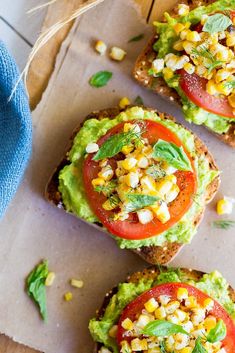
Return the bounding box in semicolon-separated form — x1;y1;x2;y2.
0;0;177;351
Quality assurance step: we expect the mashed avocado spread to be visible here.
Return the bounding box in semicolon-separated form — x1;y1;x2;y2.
59;107;218;248
152;0;235;134
89;269;235;353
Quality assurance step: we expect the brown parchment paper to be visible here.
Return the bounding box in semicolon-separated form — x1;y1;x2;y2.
0;1;235;352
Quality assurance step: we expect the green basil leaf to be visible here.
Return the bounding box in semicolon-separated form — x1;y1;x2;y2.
152;139;192;171
192;338;207;353
89;71;112;88
26;260;49;321
203;14;232;34
134;95;144;105
142;319;190;337
207;319;227;343
125;194;161;213
128;33;144;42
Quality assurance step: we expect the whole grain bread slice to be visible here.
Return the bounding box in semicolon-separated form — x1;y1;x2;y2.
93;265;235;353
45;106;220;265
133;0;235;148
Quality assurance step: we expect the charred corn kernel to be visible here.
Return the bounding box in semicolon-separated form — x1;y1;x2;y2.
217;198;233;214
64;292;73;301
226;34;235;47
95;40;107;55
152;58;165;73
201;14;208;25
174;333;190;350
206;80;218;95
70;279;84;288
131;338;148;351
184;62;195;74
136;314;152;328
163;67;174;80
121;145;133;155
178;4;189;16
141;175;156;191
228;93;235;108
119;97;130;109
165;54;179;70
167;314;180;324
186;31;201;42
191;308;205;325
165;301;180;314
102;199;118;211
216;47;230;62
196;65;207;77
159;295;171;305
203;298;214;311
109;325;118;338
175;55;190;70
204;316;217;331
86;142;99;154
174;23;185;35
121;318;134;330
137;209;154;225
162;162;177;175
155;306;167;319
45;272;55;287
180;29;190;40
144;298;159;313
179;348;192;353
110;47;126;61
137;156;149;168
173;40;184;51
125;172;139;188
92;178;105;186
121;157;137;171
124;123;133;132
99;159;108;168
182;40;195;54
182;321;193;333
177;287;188;301
185;296;197;308
175;309;187;322
165;184;180;204
120;341;131;353
155;179;173;197
98;166;114;180
215;69;231;83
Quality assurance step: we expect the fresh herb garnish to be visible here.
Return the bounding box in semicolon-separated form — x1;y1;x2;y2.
89;71;112;88
152;139;192;171
94;180;118;197
192;337;207;353
26;260;49;321
212;219;235;230
203;13;232;34
93;124;144;161
124;194;161;213
207;319;227;343
108;195;120;208
128;33;144;43
146;165;166;180
223;80;235;89
192;46;223;73
159;341;167;353
142;319;189;337
134;95;144;105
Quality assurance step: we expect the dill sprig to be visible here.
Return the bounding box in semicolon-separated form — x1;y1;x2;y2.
94;180;118;197
212;219;235;230
192;45;223;73
223;80;235;89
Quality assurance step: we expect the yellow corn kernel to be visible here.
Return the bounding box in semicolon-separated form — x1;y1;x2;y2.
177;287;188;301
110;47;126;61
201;14;208;25
173;40;184;51
182;40;195;54
184;62;195;74
226;34;235;47
102;199;118;211
70;279;84;288
180;29;190;41
45;272;55;287
155;179;173;197
95;40;107;55
185;296;197;308
215;69;231;83
203;298;214;311
216;48;230;62
64;292;73;301
228;93;235;108
165;300;180;314
99;159;108;168
165;174;177;184
217;82;232;95
155;306;167;319
121;157;137;171
131;338;148;351
92;178;105;186
186;30;201;42
109;325;118;338
178;4;189;16
208;33;219;45
121;145;133;155
233;17;235;26
123;123;132;132
179;348;192;353
217;198;233;214
206;80;218;95
174;23;185;35
120;341;131;353
204;316;217;331
98;166;114;181
163;67;174;80
152;202;170;224
141;175;156;191
119;97;130;109
121;318;134;330
144;298;159;313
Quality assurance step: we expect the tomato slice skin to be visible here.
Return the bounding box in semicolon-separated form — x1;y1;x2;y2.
83;120;197;240
117;282;235;352
179;69;235;119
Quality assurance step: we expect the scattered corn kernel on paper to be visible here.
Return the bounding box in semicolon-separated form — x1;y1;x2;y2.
0;0;235;352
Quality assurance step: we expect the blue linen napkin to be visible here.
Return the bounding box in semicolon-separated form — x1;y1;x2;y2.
0;41;32;219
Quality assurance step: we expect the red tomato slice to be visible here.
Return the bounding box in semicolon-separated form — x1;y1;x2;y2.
83;120;197;240
117;282;235;352
179;69;235;119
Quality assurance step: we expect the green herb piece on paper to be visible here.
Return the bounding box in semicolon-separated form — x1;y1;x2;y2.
207;319;227;343
26;260;49;321
212;220;235;230
142;319;189;337
153;139;192;171
124;194;161;213
128;33;144;43
89;71;113;88
203;14;232;34
134;95;144;105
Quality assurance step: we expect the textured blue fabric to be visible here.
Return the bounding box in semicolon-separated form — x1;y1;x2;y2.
0;41;32;219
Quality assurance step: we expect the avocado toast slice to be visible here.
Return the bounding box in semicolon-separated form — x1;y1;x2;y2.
90;266;235;353
133;0;235;147
46;106;220;264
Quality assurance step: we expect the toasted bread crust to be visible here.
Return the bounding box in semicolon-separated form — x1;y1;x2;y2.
46;107;220;264
93;265;235;352
133;0;235;147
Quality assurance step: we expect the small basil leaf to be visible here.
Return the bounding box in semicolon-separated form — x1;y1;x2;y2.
152;139;192;171
203;14;232;34
142;319;190;337
134;95;144;105
26;260;49;321
192;338;207;353
89;71;112;88
125;194;161;213
128;33;144;42
207;319;227;343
